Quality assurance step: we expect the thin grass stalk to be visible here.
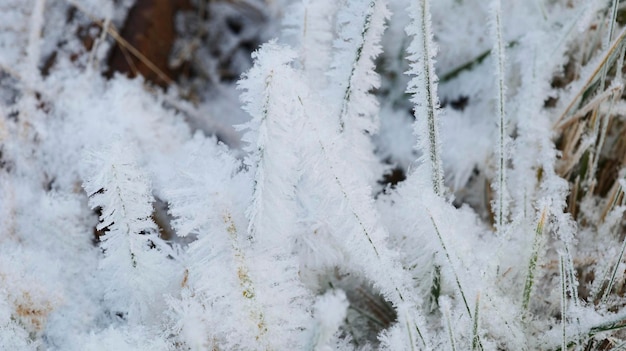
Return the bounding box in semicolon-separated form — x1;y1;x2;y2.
429;264;441;312
555;27;626;126
597;0;619;90
585;14;607;64
601;217;626;304
406;0;444;196
616;44;625;82
428;213;471;316
561;137;594;177
522;206;548;313
587;89;620;196
560;256;567;351
601;172;625;222
590;258;614;303
486;291;525;349
338;0;376;132
555;84;622;130
609;340;626;351
605;0;619;55
298;96;428;349
67;0;174;85
88;15;111;70
471;293;481;351
567;175;580;219
419;0;444;196
588;312;626;336
563;243;582;345
564;247;579;305
443;304;457;351
491;0;509;232
562;121;586;160
584;109;602;184
550;1;594;58
552;312;626;350
439;40;517;83
427;212;486;348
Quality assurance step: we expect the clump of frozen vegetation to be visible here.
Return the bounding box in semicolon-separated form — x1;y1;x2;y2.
2;0;626;349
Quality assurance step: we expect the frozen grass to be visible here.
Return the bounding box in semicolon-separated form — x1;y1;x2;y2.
3;0;626;350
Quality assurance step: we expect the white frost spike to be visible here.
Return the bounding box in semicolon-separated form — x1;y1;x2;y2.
490;0;510;232
324;0;390;184
239;40;303;243
82;140;174;324
238;41;314;349
329;0;390;132
405;0;445;196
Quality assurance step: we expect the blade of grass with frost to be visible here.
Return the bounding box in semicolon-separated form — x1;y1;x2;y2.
549;312;626;351
549;0;602;58
600;203;626;304
328;0;389;132
405;0;444;196
556;84;623;130
610;341;626;351
588;312;626;336
601;233;626;304
294;90;430;349
563;244;582;348
585;0;622;195
282;0;338;88
238;42;314;349
164;137;278;349
512;0;608;223
490;0;509;232
560;256;567;351
239;41;303;245
616;45;625;82
555;27;626;126
600;0;619;85
428;212;470;316
586;87;621;197
441;299;457;351
324;0;390;185
522;206;548;313
82;140;175;324
303;104;430;349
471;294;480;351
509;42;540;220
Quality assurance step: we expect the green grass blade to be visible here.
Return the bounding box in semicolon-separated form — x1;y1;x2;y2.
522;206;548;313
